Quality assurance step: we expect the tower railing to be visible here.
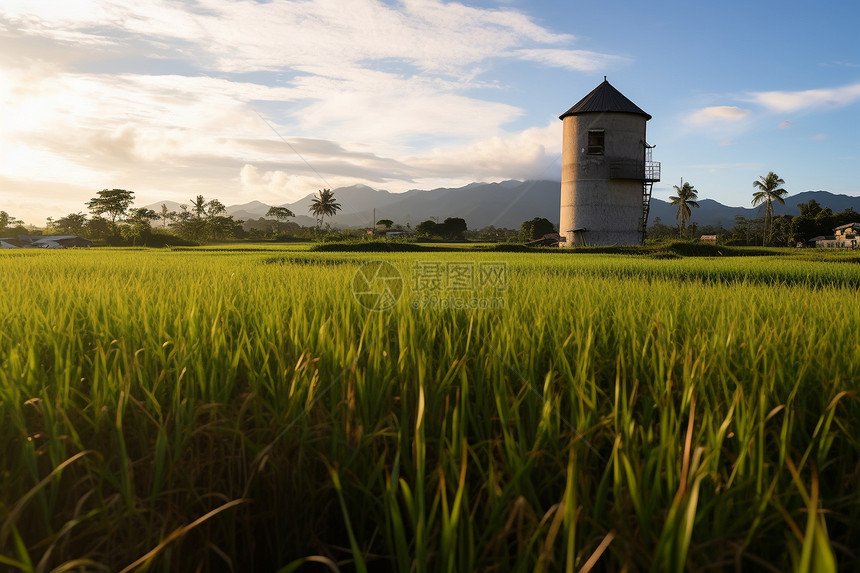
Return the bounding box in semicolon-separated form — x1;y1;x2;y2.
645;161;661;182
607;159;661;181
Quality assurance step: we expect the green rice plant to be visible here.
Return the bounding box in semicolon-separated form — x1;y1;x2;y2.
1;247;859;571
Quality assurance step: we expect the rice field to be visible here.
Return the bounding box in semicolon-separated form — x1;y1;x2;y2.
1;246;858;572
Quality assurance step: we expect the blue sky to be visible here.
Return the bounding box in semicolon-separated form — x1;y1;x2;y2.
1;0;858;226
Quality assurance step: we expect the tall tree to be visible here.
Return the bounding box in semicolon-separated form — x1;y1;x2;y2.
206;199;226;217
172;196;240;244
86;189;134;223
122;208;159;245
752;171;788;246
266;206;296;236
519;217;554;242
191;195;207;219
440;217;467;240
127;208;158;223
0;211;24;231
669;181;700;237
53;213;88;235
415;220;438;238
86;216;114;240
308;189;342;229
266;206;295;222
160;204;173;228
797;199;823;218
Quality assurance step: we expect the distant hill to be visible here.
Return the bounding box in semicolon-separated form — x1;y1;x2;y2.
226;200;270;221
650;190;860;229
146;184;860;230
308;180;560;229
147;181;560;229
145;200;184;213
649;198;753;229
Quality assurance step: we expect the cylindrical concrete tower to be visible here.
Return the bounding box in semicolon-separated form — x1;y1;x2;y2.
559;78;659;247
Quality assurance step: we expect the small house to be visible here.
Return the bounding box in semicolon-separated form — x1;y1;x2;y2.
810;223;860;249
834;223;860;248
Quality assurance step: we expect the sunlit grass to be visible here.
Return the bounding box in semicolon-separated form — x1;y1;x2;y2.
1;247;857;571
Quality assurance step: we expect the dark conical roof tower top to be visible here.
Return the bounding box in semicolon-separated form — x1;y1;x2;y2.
559;77;651;120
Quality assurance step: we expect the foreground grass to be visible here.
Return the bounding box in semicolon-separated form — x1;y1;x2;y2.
1;248;858;571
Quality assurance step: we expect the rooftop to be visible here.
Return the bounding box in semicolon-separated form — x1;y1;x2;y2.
559;78;652;120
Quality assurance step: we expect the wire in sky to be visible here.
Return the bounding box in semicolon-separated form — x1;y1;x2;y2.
253;109;332;190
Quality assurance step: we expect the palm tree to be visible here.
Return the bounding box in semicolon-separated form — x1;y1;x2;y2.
309;188;342;229
191;195;207;219
752;172;788;246
669;180;699;238
160;203;171;228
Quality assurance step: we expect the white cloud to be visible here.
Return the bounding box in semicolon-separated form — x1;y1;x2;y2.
688;106;751;124
515;49;628;72
200;0;574;75
749;82;860;113
1;0;579;78
778;121;792;129
288;83;521;153
405;122;560;182
0;0;623;224
239;121;562;202
239;164;345;204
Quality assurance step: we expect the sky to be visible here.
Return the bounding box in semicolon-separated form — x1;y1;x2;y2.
1;0;858;226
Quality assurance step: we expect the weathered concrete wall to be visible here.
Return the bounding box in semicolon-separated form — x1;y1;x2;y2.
559;113;647;247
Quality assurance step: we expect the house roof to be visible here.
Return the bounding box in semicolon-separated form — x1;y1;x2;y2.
559;78;652;121
5;235;93;248
809;236;836;241
834;222;860;230
18;235;86;242
525;233;563;246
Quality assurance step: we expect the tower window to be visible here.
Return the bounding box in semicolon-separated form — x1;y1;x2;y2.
587;130;604;155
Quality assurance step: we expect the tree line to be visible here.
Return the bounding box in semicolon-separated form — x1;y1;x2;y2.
660;171;859;246
0;211;26;236
9;187;344;246
9;174;853;247
43;189;245;245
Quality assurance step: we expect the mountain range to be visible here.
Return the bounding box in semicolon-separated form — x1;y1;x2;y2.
145;183;860;231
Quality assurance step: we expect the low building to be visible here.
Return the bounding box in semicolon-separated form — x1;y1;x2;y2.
834;223;860;247
0;235;93;249
526;233;563;247
700;234;717;244
809;235;836;248
810;223;860;249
